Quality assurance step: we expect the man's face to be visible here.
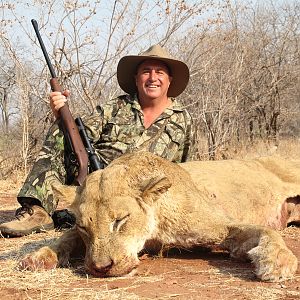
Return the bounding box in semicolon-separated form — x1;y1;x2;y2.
135;59;172;101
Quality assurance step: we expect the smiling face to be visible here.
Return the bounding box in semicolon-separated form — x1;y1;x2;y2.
135;59;172;103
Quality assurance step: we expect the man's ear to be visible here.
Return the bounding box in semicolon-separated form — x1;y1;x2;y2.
139;174;172;204
52;183;78;206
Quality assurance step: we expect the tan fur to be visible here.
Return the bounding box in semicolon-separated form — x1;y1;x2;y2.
20;152;300;281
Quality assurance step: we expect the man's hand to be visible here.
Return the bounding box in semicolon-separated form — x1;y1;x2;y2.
49;90;70;119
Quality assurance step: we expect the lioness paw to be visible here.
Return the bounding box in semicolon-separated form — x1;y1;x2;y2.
248;243;298;282
19;247;58;271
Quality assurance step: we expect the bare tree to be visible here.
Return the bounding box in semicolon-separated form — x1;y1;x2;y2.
0;0;212;175
0;0;299;173
180;0;300;159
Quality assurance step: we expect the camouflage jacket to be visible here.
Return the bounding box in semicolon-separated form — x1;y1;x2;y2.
83;94;193;166
18;94;193;214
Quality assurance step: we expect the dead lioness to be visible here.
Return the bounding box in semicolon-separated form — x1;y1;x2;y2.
20;152;300;281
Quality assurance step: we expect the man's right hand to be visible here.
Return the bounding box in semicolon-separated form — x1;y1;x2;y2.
49;90;70;119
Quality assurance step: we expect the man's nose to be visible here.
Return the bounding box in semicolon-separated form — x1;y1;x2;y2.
149;70;158;81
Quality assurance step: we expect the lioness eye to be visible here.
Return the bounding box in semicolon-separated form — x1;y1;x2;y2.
111;214;130;232
76;224;87;233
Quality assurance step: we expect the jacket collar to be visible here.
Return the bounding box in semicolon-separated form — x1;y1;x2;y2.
128;94;184;113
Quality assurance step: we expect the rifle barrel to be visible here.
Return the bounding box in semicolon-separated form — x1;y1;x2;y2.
31;19;89;186
31;19;57;78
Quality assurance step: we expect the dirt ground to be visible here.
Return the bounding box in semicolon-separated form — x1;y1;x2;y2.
0;192;299;300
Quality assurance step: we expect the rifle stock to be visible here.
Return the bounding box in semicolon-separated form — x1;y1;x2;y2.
32;19;88;186
50;78;89;186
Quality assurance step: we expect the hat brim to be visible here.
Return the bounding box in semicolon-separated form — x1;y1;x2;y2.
117;55;189;97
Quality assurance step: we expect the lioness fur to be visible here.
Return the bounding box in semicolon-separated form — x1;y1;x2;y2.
19;152;300;282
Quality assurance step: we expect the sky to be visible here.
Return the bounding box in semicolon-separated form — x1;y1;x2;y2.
1;0;297;69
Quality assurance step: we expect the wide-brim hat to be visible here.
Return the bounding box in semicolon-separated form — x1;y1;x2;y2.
117;44;189;97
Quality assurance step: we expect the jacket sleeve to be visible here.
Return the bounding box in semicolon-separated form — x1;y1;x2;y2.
179;109;194;162
82;98;118;143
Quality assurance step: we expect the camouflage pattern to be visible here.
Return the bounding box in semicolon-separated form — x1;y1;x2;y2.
18;94;193;215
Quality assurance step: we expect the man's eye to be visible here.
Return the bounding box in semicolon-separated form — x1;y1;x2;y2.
110;214;130;232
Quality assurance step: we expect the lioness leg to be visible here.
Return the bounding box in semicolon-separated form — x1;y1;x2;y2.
221;225;298;282
19;228;84;271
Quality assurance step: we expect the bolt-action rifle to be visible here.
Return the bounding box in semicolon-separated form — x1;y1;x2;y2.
31;19;103;186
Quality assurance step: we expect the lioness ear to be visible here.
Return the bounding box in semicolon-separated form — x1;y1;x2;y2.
140;174;172;204
52;183;78;205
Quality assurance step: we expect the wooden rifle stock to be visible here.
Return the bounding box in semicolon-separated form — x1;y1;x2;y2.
50;78;88;186
32;19;88;186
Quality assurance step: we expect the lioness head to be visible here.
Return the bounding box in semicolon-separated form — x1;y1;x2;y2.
54;153;172;277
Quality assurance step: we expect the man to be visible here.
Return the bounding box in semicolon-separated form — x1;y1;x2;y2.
0;44;193;237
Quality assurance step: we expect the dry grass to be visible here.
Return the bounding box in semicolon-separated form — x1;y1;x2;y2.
1;228;299;300
193;136;300;162
0;169;25;196
241;138;300;160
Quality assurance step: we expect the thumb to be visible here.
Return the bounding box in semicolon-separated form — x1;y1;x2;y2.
62;90;70;98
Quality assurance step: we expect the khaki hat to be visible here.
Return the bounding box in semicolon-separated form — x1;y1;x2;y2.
117;44;189;97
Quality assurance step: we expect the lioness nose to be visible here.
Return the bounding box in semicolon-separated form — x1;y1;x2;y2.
90;259;113;276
